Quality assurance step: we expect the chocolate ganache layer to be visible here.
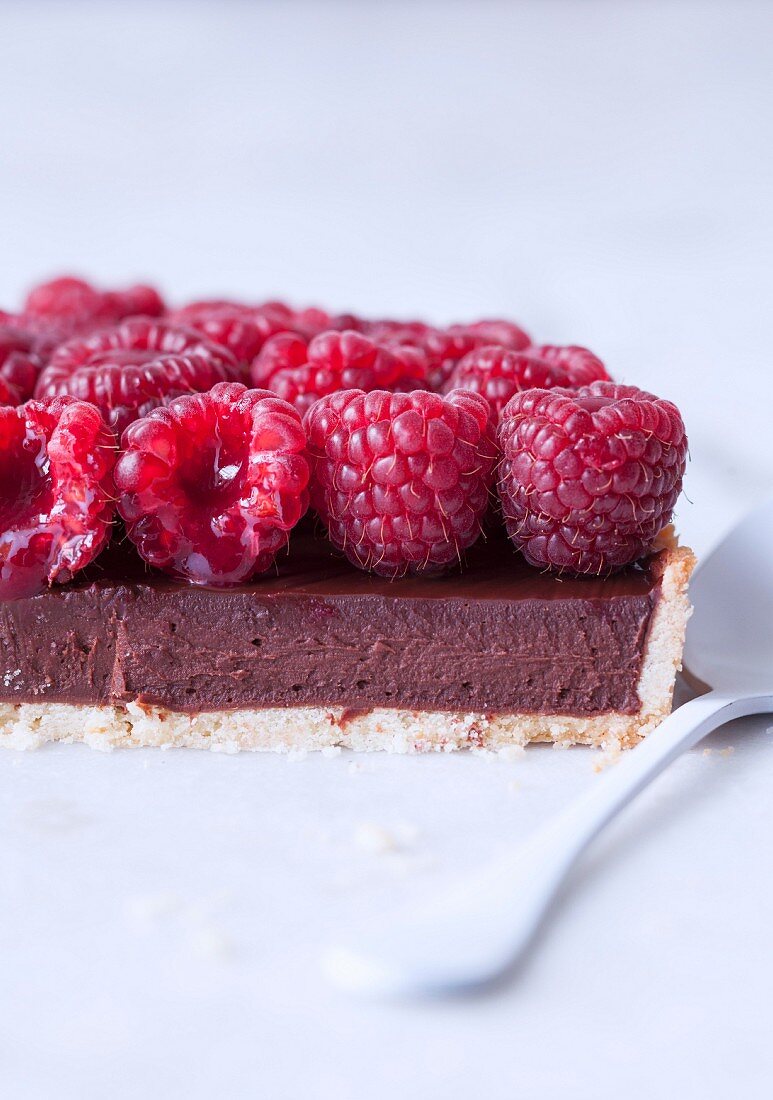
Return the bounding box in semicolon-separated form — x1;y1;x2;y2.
0;531;661;716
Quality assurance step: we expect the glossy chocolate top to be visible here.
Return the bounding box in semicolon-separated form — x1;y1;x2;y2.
0;530;661;716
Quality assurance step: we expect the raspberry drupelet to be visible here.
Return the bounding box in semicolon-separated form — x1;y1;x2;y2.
497;382;687;575
0;397;117;600
251;329;429;416
34;317;239;434
115;382;310;586
306;388;497;578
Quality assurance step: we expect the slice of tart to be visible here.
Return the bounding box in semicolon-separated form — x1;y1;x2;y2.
1;286;693;753
0;531;694;753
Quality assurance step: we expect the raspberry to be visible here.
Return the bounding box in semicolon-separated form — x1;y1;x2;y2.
445;346;572;418
24;275;165;326
24;277;108;321
370;317;531;390
497;382;687;575
290;307;364;339
115;382;310;585
306;388;497;578
169;302;288;374
0;397;117;599
17;276;167;362
0;324;43;402
251;330;428;416
103;284;166;319
461;319;532;348
34;317;238;434
526;345;610;386
174;297;247;316
5;314;86;359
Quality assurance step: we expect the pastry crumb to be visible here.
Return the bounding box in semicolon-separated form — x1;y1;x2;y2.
188;925;234;962
593;739;624;772
347;759;376;775
285;748;308;763
496;744;525;762
125;891;181;928
472;743;525;763
353;820;418;854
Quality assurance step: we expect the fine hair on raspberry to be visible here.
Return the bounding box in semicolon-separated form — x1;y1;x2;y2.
306;387;497;578
497;381;687;575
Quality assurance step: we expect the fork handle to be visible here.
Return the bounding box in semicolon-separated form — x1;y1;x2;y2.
324;691;773;997
539;690;771;864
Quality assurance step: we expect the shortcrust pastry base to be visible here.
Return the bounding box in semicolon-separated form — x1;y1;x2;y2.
0;546;695;754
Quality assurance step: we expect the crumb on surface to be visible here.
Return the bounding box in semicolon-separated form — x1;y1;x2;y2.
353;820;419;855
125;891;181;928
285;748;308;763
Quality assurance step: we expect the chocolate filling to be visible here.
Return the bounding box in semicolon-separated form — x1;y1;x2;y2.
0;532;660;716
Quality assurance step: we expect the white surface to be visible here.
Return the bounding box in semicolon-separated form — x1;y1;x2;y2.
1;1;773;1096
325;696;773;1000
328;479;773;991
326;501;773;995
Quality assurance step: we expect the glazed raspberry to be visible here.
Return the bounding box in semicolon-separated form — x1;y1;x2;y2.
169;302;288;374
445;346;572;418
497;382;687;575
526;345;610;386
34;317;238;433
115;382;310;585
252;330;428;416
306;388;497;578
0;397;116;599
0;325;43;402
370;318;531;390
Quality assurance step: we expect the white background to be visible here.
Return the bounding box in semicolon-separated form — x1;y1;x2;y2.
1;2;772;1097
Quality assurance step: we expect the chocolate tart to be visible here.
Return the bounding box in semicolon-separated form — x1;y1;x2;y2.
0;531;695;753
